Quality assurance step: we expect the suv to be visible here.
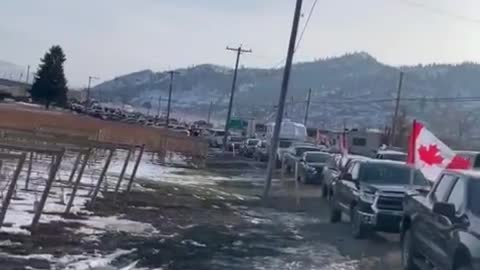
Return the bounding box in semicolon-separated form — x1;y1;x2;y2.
329;159;428;238
401;170;480;270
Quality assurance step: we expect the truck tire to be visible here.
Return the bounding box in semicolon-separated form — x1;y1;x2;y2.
401;229;419;270
351;206;368;239
329;196;342;223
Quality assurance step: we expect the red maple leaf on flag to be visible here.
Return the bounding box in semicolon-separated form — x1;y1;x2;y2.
418;144;444;166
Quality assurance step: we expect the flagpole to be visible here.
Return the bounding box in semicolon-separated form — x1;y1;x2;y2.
409;119;417;185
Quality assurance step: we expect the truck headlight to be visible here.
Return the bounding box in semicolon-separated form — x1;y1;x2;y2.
359;191;376;203
307;167;317;174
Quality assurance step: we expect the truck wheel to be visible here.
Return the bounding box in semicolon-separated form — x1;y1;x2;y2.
351;206;368;239
329;196;342;223
401;230;419;270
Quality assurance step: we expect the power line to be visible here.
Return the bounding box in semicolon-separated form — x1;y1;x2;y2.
271;0;319;68
390;0;480;25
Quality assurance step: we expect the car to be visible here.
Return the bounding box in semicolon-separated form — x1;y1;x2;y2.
283;144;324;173
240;138;260;157
227;136;245;152
329;159;429;238
253;140;268;162
208;129;226;147
375;149;407;162
297;151;332;184
401;170;480;270
275;139;295;167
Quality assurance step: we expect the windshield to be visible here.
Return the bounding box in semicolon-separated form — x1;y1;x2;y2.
230;137;243;142
381;153;407;162
247;139;259;145
279;140;293;148
360;163;428;186
305;153;330;163
296;147;320;156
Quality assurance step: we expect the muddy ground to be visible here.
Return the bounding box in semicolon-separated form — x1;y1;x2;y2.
0;151;401;270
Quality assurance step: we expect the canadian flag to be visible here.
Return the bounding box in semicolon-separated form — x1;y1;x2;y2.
407;120;470;181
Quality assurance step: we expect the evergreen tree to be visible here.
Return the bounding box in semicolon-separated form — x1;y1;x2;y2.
30;45;68;109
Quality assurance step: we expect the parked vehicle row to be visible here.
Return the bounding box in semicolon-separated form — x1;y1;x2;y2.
320;152;480;270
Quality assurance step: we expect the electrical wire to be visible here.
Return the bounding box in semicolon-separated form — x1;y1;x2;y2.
390;0;480;25
271;0;319;68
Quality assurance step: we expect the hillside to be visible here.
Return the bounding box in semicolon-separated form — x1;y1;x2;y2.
92;52;480;138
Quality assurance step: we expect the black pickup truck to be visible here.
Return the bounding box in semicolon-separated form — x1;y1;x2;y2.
329;159;429;238
401;170;480;270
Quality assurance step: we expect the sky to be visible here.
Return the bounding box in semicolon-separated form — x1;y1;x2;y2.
1;0;480;87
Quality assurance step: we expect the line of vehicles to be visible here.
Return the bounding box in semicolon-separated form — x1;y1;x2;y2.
206;119;480;270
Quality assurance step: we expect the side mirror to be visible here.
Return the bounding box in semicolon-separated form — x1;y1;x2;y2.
433;202;455;219
344;173;353;181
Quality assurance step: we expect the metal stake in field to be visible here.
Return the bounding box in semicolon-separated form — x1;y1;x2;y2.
126;144;145;192
31;149;65;230
0;153;26;227
65;149;92;214
166;71;180;127
89;148;115;207
263;0;303;198
222;45;252;151
114;148;133;193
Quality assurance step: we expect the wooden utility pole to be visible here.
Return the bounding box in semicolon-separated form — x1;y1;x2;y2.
207;101;213;124
263;0;303;198
86;76;99;105
166;71;180;127
222;46;252;150
304;88;312;125
391;71;404;146
25;65;30;84
156;96;162;120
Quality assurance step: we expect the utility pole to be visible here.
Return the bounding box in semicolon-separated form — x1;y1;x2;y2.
263;0;303;198
166;71;180;127
207;101;213;124
304;88;312;125
86;76;99;105
25;65;30;84
390;71;404;146
156;96;162;121
222;45;252;150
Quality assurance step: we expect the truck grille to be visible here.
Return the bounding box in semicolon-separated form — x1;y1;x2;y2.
376;195;403;211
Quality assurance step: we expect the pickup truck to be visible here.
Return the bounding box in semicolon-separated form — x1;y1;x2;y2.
296;151;332;184
330;159;429;238
401;170;480;270
283;144;323;173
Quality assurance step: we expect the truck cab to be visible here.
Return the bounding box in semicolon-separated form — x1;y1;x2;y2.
401;170;480;270
330;159;429;238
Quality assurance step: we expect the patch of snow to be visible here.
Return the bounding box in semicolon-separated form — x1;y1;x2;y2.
181;239;207;248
